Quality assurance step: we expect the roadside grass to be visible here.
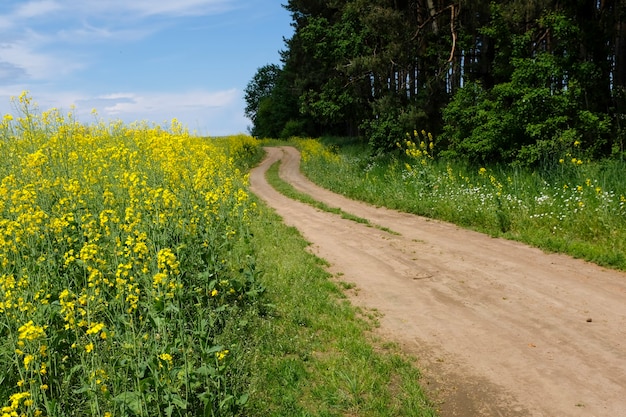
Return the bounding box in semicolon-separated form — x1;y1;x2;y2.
295;137;626;271
242;201;437;417
264;160;398;234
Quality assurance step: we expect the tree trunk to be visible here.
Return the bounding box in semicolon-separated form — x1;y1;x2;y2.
614;1;626;89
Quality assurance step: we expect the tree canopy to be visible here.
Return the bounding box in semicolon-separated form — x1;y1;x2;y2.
245;0;626;164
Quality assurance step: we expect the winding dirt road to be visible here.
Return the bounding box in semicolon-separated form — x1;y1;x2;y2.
249;146;626;417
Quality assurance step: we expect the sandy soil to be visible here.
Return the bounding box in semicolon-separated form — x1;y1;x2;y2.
249;146;626;417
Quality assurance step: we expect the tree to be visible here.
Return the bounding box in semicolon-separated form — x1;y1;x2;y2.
247;0;626;158
244;62;307;138
244;64;281;137
442;4;613;165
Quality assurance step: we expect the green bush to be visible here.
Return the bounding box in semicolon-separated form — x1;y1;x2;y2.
442;8;613;167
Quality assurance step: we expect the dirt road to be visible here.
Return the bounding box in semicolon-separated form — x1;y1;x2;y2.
249;146;626;417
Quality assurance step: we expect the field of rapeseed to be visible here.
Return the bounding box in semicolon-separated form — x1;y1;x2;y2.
0;93;262;416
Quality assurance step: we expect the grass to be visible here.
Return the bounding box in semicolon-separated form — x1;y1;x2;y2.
295;136;626;271
264;160;398;235
11;103;619;416
241;202;437;417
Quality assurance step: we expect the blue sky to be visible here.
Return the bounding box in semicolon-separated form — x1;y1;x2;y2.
0;1;293;135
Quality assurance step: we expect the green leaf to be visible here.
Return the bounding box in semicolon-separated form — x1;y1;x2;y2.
72;385;91;394
170;394;187;409
237;393;249;406
195;365;216;377
114;391;143;415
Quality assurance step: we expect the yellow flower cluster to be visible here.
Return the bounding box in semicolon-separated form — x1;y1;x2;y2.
17;321;46;341
216;349;230;361
398;130;435;167
295;137;341;163
477;167;504;196
1;391;31;417
0;94;259;414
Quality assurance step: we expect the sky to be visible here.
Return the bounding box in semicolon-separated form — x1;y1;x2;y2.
0;0;293;136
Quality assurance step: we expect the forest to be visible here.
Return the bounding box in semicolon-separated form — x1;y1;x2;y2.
245;0;626;165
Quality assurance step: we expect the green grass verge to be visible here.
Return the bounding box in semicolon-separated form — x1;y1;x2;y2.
239;202;437;416
265;160;398;235
296;138;626;271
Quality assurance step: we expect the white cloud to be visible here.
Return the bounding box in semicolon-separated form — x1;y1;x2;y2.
0;1;62;32
0;61;27;83
0;0;235;45
2;0;232;22
0;40;84;81
124;0;232;17
55;24;152;44
92;89;238;116
0;17;12;31
63;0;233;19
0;0;236;84
0;88;246;135
82;89;243;135
14;0;61;18
0;0;251;135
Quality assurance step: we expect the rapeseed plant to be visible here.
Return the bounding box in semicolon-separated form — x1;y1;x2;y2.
0;94;263;416
294;137;341;163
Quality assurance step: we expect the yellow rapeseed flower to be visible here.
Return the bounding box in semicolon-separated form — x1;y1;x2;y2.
86;322;105;335
3;391;30;415
153;272;167;287
157;248;180;275
23;354;34;369
17;320;46;340
216;349;229;361
1;96;259;414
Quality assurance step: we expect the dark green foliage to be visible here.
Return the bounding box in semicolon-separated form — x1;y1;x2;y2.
244;64;280;137
245;64;301;138
362;95;428;154
246;0;626;162
442;5;615;166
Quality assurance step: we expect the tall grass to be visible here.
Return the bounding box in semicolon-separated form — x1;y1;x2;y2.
297;136;626;270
